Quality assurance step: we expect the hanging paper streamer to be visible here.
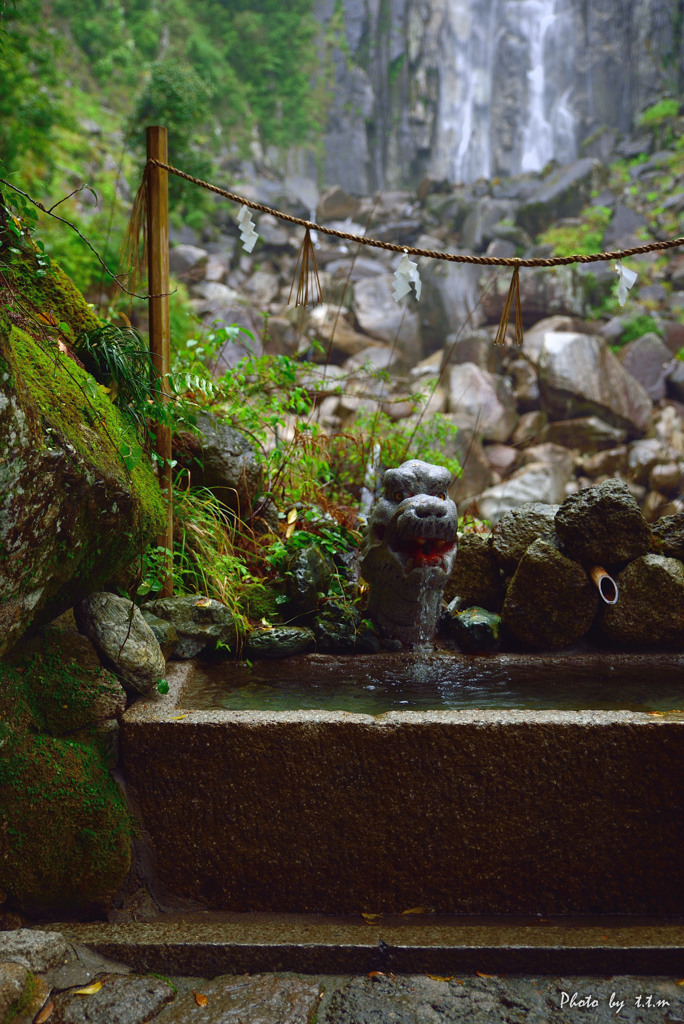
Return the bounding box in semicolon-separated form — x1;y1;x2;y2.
288;228;321;307
615;261;637;306
494;266;523;346
237;205;259;253
392;249;421;302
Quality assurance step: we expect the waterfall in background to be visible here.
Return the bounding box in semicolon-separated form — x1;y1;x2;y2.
436;0;578;182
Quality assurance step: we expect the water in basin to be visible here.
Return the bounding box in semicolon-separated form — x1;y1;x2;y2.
180;649;684;715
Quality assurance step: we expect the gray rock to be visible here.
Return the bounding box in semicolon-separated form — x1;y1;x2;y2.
477;463;570;525
516;158;600;236
352;274;422;365
491;502;560;574
246;626;315;659
442;329;503;373
649;461;682;496
554;479;652;566
243;268;280;307
190;281;242;312
581;446;629;479
317;185;362;222
501;538;598;650
446;363;518;443
667;359;684;402
140;610;179;658
75;593;165;695
158;973;320;1024
602;553;684;646
0;962;29;1023
419;257;485;352
144;595;239;660
617;333;675;402
0;929;72;971
627;438;665;486
168;244;208;279
443;533;504;611
508;358;540;410
285;545;333;618
651;513;684;559
538;332;652;435
602;203;650;249
443;426;493;506
511;410;548;448
540;416;627;452
522;315;579;364
195;413;262;518
447;605;501;652
51;973;174;1024
481;266;586;325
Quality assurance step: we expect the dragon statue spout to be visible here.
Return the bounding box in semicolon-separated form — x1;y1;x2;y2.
360;459;459;645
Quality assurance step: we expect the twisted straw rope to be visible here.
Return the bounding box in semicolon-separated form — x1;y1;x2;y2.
149;158;684;268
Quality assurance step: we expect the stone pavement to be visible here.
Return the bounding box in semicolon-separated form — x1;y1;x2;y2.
2;929;684;1024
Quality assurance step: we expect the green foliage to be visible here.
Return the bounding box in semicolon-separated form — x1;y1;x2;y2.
638;98;680;127
538;205;613;256
0;0;70;179
615;314;664;348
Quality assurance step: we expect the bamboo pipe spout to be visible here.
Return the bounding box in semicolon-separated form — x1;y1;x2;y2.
590;566;618;605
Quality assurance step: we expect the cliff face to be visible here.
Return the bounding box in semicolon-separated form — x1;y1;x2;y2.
317;0;684;192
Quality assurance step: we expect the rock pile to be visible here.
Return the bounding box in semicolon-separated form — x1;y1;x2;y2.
445;480;684;651
167;152;684;530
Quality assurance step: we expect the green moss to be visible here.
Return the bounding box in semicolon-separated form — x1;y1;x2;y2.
3;971;36;1024
0;725;131;916
0;627;132;915
2;323;166;554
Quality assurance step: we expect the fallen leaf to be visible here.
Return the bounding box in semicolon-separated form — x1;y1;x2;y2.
73;981;102;995
475;972;494;979
36;311;58;326
34;1000;55;1023
426;973;454;982
285;521;296;539
57;339;68;354
361;913;383;923
171;714;187;720
368;971;395;981
193;992;208;1006
286;508;298;524
401;906;434;915
195;597;212;607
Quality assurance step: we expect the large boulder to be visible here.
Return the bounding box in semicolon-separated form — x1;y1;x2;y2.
515;158;601;236
0;304;165;660
194;413;263;518
446;363;518;442
617;333;675;402
491;502;559;574
352;274;423;365
601;554;684;647
418;256;485;353
443;533;504;612
554;479;652;567
481;266;587;325
75;593;166;695
501;537;598;650
144;594;239;659
537;331;653;435
476;461;571;525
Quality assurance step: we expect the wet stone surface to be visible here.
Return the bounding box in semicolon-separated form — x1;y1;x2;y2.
12;972;684;1024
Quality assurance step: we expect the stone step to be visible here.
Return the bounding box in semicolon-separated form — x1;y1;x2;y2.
52;913;684;976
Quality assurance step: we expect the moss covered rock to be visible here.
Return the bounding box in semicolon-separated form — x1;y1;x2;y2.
0;632;131;917
0;265;165;657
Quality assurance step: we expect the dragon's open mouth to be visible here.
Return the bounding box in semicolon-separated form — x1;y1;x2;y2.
389;533;457;573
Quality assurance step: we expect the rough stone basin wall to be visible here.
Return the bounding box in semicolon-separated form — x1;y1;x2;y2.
121;664;684;917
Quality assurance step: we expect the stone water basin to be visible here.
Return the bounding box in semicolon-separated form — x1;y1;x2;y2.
121;652;684;917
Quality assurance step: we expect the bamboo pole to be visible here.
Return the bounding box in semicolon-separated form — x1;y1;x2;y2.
146;126;174;596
